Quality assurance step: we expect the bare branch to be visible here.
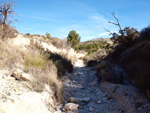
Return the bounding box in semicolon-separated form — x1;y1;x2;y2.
103;27;113;35
108;20;118;26
111;12;124;37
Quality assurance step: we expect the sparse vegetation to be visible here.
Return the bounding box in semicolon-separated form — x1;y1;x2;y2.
77;41;109;54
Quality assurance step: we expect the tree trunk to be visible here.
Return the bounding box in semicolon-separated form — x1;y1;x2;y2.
2;13;7;25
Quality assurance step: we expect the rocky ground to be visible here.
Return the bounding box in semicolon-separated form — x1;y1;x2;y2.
62;65;150;113
0;69;63;113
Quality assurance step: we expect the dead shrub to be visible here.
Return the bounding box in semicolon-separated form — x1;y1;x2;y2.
0;25;17;40
24;49;49;69
48;37;69;48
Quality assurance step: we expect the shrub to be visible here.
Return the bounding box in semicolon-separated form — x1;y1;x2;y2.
88;49;92;54
25;33;30;36
111;27;139;45
45;32;51;39
0;24;17;40
77;41;108;53
140;26;150;41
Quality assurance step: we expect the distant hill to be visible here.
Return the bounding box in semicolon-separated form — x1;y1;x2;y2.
90;38;113;44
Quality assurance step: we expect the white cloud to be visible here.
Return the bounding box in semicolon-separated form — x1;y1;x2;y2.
98;32;109;37
89;15;107;23
20;15;58;22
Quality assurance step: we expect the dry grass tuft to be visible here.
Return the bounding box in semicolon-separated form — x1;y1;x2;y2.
24;49;49;69
0;40;23;69
27;63;64;102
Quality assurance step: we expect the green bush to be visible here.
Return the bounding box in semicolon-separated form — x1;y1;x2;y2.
77;41;108;52
67;30;81;47
88;49;92;54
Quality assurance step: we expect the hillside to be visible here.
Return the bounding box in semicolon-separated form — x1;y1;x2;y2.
0;32;149;113
90;38;113;44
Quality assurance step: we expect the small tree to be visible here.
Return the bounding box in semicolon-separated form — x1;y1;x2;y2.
67;30;81;47
45;32;51;39
0;0;15;26
0;0;17;40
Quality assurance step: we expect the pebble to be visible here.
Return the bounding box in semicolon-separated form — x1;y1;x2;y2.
77;72;82;75
102;98;107;103
89;107;94;112
97;100;102;104
69;97;91;103
137;108;142;111
82;97;91;103
65;103;79;110
95;91;100;95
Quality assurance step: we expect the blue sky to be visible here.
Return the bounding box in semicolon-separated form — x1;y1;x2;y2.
13;0;150;41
